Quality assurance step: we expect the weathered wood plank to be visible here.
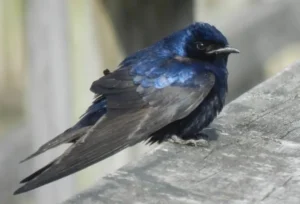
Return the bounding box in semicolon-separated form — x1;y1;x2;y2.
63;61;300;204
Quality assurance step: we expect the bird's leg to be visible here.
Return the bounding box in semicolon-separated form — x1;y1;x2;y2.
168;133;209;147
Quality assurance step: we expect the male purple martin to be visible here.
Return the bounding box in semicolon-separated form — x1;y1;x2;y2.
14;22;239;194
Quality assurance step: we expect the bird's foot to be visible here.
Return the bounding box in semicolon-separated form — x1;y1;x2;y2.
168;133;209;147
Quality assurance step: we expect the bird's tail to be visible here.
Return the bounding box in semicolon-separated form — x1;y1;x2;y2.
14;109;148;195
20;126;90;163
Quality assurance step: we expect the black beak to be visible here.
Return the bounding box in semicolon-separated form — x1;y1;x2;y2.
207;46;240;55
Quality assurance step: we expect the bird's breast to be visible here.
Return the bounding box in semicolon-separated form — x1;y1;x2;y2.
178;89;225;137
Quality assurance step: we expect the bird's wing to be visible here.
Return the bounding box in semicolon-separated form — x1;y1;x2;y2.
14;57;215;194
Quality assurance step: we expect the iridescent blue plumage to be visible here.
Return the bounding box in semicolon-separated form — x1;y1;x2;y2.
15;22;239;195
61;21;233;142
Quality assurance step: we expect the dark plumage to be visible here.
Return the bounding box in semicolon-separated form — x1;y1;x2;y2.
14;22;239;194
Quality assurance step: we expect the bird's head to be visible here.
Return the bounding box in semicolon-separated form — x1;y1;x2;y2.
164;22;239;63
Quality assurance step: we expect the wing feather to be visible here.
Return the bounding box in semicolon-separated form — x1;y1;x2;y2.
15;57;216;194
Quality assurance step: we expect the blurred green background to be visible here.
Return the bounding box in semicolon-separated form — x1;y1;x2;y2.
1;0;300;203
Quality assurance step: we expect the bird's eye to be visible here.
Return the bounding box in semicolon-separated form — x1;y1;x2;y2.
196;42;206;50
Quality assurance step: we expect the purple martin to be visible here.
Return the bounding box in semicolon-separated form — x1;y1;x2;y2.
14;22;239;194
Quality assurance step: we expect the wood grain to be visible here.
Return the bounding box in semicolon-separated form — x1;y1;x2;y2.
63;61;300;204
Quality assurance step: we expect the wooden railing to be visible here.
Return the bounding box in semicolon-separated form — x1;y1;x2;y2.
62;62;300;204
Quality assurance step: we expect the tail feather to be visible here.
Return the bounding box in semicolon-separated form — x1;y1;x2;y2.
20;127;90;163
20;161;55;183
14;109;148;195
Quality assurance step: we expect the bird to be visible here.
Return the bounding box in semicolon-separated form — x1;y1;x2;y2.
14;22;239;195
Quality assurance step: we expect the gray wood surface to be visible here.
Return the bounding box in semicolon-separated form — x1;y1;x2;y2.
62;61;300;204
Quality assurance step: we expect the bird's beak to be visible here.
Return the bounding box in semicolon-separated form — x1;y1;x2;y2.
207;46;240;55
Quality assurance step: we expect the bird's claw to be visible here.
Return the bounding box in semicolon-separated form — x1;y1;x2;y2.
168;135;209;147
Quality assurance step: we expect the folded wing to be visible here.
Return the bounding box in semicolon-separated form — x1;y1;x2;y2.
14;57;215;194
